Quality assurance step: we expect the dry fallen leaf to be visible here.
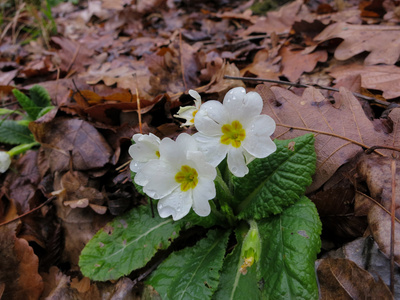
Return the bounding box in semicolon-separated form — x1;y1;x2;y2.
330;63;400;99
258;84;387;192
29;117;114;173
0;223;43;300
356;155;400;264
316;258;393;299
314;22;400;65
280;45;328;81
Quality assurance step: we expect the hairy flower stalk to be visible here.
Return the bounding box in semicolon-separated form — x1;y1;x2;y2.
132;133;216;221
194;87;277;177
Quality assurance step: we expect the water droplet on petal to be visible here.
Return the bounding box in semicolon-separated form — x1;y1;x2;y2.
159;204;163;209
231;167;238;173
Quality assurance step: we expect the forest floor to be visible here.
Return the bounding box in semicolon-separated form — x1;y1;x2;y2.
1;0;400;298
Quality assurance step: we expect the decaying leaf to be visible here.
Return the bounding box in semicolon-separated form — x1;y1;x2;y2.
314;22;400;65
29;117;113;172
326;236;400;298
280;45;328;81
356;155;400;264
330;63;400;99
0;223;43;300
258;84;387;192
316;258;393;299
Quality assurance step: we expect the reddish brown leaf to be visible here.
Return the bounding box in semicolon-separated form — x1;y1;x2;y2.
29;117;113;172
317;258;393;299
330;63;400;99
280;45;327;81
0;223;43;300
314;22;400;65
258;84;388;191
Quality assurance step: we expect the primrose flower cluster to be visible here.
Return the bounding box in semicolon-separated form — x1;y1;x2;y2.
129;87;276;221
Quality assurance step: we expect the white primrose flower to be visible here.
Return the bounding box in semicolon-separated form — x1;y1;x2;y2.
129;133;161;186
135;133;216;221
194;87;277;177
0;151;11;173
174;90;202;127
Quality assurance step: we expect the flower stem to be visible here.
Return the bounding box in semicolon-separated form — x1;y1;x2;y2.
214;168;236;225
7;142;40;157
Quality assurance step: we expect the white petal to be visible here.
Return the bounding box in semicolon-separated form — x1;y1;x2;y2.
192;178;215;217
194;101;228;136
186;151;217;180
227;147;249;177
130;160;145;173
0;151;11;173
129;133;160;171
157;188;193;221
140;160;179;199
193;132;228;167
224;88;263;125
159;134;198;167
242;115;277;158
189;89;201;102
133;168;149;186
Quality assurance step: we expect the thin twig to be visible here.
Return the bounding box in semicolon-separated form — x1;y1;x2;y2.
365;145;400;154
276;123;385;156
179;30;187;91
0;196;55;227
224;75;395;108
66;43;81;74
355;191;400;224
390;159;396;294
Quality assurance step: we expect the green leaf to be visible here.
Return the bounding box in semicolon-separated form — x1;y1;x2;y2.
79;205;188;281
147;229;230;300
0;108;24;116
184;206;220;228
213;227;262;300
235;134;316;220
36;106;55;119
257;196;322;300
0;120;35;144
12;89;38;120
29;85;52;111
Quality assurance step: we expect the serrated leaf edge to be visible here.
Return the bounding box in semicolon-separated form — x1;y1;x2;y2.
238;134;315;214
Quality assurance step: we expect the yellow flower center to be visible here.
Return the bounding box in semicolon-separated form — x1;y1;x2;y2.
220;120;246;148
155;150;160;158
175;165;199;192
190;110;198;124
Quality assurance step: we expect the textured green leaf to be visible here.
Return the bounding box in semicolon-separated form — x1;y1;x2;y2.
147;229;230;300
12;89;38;120
36;106;55;119
29;85;51;109
213;227;262;300
79;205;188;281
258;196;322;300
0;120;35;144
235;134;316;220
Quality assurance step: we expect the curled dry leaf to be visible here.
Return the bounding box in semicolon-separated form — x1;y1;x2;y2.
0;223;43;300
316;258;393;299
258;84;386;192
279;45;328;82
314;22;400;65
330;63;400;99
29;117;113;173
326;236;400;298
356;155;400;264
